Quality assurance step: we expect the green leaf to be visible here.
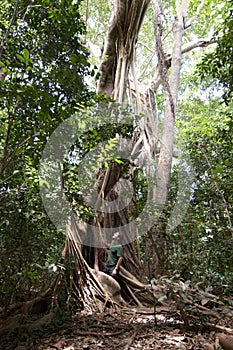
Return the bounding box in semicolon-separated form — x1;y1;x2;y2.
16;53;24;62
23;48;30;61
158;295;167;302
114;158;124;165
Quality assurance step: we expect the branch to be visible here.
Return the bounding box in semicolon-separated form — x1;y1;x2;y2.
180;38;215;54
165;38;215;64
185;0;206;28
206;324;233;335
146;38;214;95
123;331;137;350
137;41;154;53
138;50;156;81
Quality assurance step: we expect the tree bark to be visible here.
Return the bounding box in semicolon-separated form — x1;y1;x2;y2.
155;0;188;204
97;0;150;101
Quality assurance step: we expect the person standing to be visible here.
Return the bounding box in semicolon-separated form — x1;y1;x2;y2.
104;232;123;277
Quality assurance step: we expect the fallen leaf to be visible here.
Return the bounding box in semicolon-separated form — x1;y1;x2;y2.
50;340;67;349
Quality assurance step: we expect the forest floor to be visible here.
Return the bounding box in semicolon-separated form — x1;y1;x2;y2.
4;302;232;350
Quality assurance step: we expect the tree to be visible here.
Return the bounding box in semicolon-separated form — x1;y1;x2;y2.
168;93;233;288
165;1;233;288
55;0;228;310
75;0;218;280
41;0;229;309
1;0;231;315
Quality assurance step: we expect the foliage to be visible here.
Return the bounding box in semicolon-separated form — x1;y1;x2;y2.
0;0;232;308
167;92;233;291
0;0;93;306
163;1;233;291
61;105;146;223
196;1;233;103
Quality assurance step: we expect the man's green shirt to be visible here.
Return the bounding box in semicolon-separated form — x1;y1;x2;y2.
106;241;123;266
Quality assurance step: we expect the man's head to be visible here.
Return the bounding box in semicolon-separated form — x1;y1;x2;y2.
113;231;121;242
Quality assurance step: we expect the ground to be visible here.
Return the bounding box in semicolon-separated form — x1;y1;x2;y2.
7;304;227;350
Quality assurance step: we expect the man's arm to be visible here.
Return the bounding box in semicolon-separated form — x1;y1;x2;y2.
112;256;123;275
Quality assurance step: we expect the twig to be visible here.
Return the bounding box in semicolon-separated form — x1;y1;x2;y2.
137;41;154;53
206;323;233;335
129;310;136;324
123;331;137;350
74;329;125;338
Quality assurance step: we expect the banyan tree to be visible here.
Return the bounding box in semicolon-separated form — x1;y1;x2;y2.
42;0;213;311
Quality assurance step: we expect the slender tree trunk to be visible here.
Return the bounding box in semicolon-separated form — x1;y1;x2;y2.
140;0;188;275
155;0;188;204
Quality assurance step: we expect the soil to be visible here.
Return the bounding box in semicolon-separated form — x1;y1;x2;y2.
4;303;227;350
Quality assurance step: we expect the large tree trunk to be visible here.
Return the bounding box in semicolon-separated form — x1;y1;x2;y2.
95;0;151;277
95;0;189;277
62;1;154;305
97;0;150;101
65;0;213;305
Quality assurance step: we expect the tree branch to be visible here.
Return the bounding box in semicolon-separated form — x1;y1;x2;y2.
185;0;206;28
164;38;215;66
180;38;215;54
146;38;214;96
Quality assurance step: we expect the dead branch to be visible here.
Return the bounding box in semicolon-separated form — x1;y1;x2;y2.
185;0;206;28
74;329;125;337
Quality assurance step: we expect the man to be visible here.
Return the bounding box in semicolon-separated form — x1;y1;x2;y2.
104;232;123;277
94;232;125;304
